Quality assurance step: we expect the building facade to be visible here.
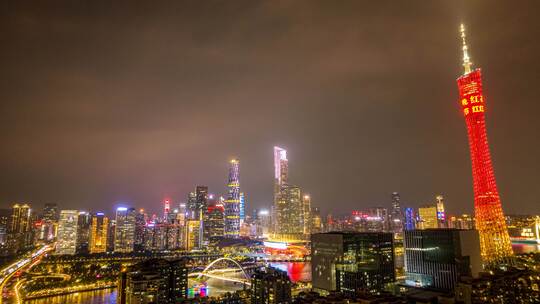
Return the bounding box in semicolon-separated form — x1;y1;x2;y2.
250;267;292;304
404;229;482;291
312;232;395;294
114;207;136;253
56;210;79;255
89;212;108;254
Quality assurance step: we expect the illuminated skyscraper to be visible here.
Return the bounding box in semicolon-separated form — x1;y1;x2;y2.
114;207;136;253
76;211;91;254
391;192;403;233
303;194;312;235
89;212;109;253
163;199;171;220
187;186;208;221
224;159;241;238
435;195;446;227
273;147;305;241
134;209;146;252
42;203;58;241
418;206;438;229
239;192;246;224
8;203;32;252
56;210;79;255
456;24;513;264
404;207;416;231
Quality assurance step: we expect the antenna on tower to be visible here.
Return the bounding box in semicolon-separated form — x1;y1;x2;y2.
460;23;472;74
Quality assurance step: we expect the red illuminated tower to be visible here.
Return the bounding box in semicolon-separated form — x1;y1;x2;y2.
456;24;513;265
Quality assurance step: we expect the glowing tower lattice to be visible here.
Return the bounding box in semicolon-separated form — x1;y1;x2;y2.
456;24;513;265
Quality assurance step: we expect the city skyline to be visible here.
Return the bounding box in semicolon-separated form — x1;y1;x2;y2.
1;2;540;217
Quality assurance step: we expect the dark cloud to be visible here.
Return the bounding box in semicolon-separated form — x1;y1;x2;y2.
1;1;539;217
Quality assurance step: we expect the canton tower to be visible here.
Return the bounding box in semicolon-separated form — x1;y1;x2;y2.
456;24;513;265
224;159;241;238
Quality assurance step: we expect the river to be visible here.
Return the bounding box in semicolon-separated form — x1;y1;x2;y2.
24;262;311;303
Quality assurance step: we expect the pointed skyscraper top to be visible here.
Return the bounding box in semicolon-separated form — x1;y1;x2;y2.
460;23;473;74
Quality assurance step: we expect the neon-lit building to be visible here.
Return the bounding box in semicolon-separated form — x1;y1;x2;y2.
456;24;513;264
89;212;108;253
435;195;446;228
239;192;246;224
404;207;415;230
224;159;241;238
418;206;438;229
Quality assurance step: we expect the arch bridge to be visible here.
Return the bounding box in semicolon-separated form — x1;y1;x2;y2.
189;257;250;285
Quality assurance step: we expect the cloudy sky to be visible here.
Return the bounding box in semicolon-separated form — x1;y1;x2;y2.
1;1;539;217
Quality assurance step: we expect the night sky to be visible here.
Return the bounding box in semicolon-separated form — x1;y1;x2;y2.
1;1;539;217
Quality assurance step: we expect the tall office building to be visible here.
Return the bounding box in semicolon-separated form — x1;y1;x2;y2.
206;203;225;240
275;184;304;241
114;207;136;253
250;267;292;304
187;186;208;221
418;206;438;229
273;146;306;241
89;212;108;254
302;194;311;236
224;159;241;238
56;210;79;255
456;24;513;264
312;232;395;294
391;192;404;233
76;211;91;254
404;207;416;230
404;229;482;291
118;258;188;304
134;209;146;252
41;203;58;241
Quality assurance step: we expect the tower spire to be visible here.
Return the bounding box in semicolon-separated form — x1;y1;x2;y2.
460;23;472;74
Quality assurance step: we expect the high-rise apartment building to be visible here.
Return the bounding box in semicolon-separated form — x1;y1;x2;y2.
56;210;79;255
312;232;395;294
456;24;513;264
404;229;482;291
114;207;136;253
224;159;241;238
250;267;292;304
89;212;108;254
8;203;32;252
